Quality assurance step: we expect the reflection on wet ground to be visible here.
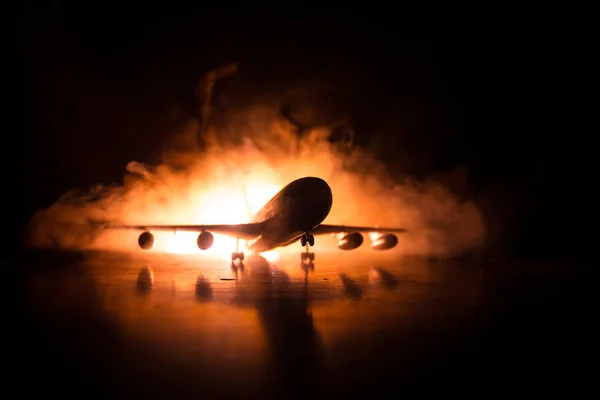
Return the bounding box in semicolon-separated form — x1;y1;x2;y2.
12;250;592;397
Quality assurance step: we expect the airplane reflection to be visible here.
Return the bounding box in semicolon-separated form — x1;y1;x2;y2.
136;266;153;294
371;266;399;290
339;273;362;300
301;259;315;273
195;275;213;301
245;255;324;394
135;255;324;395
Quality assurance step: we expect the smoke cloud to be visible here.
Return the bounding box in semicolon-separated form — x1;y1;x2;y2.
25;65;485;259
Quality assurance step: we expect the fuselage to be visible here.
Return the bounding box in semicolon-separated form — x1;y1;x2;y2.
246;177;333;252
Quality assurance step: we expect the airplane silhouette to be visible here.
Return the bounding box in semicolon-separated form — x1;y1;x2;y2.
106;177;407;268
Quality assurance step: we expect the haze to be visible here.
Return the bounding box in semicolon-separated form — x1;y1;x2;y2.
26;65;485;259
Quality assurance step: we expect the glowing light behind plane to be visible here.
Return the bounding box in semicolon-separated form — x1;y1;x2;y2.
368;232;383;242
148;180;282;263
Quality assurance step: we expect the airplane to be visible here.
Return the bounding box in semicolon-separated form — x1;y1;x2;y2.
105;176;407;266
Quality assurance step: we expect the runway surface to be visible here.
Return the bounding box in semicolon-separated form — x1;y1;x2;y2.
11;250;592;397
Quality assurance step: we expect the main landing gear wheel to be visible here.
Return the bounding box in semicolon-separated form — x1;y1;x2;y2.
300;233;315;271
300;233;315;247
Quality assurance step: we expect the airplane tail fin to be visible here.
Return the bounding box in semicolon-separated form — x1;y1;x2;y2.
242;185;253;220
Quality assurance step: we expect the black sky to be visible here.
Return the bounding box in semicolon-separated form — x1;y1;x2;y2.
10;4;586;259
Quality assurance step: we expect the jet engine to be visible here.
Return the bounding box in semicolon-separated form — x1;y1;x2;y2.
138;231;154;250
371;234;398;250
197;231;214;250
337;232;364;250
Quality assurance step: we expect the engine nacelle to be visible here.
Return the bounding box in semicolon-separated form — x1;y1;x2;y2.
371;234;398;250
138;231;154;250
337;232;364;250
197;231;214;250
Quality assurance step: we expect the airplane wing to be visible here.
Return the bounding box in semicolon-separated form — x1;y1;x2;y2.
102;222;264;240
312;224;407;235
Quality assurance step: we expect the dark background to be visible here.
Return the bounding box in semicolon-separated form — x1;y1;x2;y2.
9;4;587;260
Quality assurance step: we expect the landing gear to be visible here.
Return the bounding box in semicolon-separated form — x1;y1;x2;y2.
301;232;315;271
231;254;245;272
231;238;244;271
300;233;315;247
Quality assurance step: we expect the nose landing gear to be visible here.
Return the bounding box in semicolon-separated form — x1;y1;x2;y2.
231;252;245;262
231;238;245;272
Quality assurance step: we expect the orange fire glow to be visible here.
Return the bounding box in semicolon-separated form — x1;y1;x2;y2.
159;231;282;263
129;180;283;262
25;69;486;260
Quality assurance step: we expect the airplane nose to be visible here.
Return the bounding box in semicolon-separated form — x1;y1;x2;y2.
319;180;333;206
307;178;332;202
307;177;332;216
289;177;333;230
